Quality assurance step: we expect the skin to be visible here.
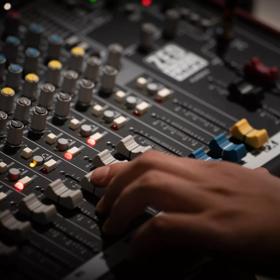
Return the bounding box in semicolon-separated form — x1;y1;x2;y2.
91;151;280;266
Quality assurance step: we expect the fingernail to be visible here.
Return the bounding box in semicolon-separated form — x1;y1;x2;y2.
92;166;110;185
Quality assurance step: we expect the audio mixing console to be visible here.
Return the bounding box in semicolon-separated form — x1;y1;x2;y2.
0;0;279;279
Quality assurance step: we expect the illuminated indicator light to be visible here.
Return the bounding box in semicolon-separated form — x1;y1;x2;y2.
141;0;152;7
14;181;24;191
64;152;73;161
29;160;37;168
133;110;140;116
86;137;96;147
111;124;118;130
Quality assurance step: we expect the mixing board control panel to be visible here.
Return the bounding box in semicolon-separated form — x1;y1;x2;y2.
0;0;279;279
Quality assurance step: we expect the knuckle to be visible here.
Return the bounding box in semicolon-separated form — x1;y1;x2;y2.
127;170;164;202
135;150;160;168
136;171;162;192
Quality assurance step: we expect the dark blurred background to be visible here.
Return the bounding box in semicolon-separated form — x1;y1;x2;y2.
1;0;279;30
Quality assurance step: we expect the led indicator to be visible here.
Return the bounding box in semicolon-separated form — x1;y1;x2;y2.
29;160;37;168
86;137;96;147
64;152;73;161
141;0;152;7
14;181;24;191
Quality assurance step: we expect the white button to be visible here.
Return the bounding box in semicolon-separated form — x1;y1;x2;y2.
114;90;126;103
21;147;33;160
89;132;104;142
19;176;33;186
155;88;173;102
69;118;81;130
92;104;105;117
136;77;148;89
112;116;128;129
66;146;82;157
46;133;58;145
0;162;8;174
135;101;150;115
43;159;58;173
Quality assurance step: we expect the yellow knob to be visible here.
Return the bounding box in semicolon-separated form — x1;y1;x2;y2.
71;47;85;57
25;73;39;83
1;87;15;96
48;60;63;70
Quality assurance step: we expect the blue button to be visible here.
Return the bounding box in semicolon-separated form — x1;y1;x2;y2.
209;133;247;162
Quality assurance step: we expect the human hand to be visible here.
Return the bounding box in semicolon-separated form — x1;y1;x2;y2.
91;151;280;263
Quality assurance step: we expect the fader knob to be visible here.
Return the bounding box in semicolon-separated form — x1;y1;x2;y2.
0;111;8;135
3;36;20;63
6;120;24;147
14;97;31;124
84;56;101;82
0;54;6;83
61;70;79;95
139;23;157;53
107;43;123;69
30;106;48;133
0;210;32;242
0;87;15;114
68;47;85;72
77;79;94;106
163;9;180;39
24;47;40;74
38;83;56;110
54;92;72;119
25;23;44;48
47;34;63;60
100;65;118;95
22;73;39;101
6;64;23;90
47;60;63;87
